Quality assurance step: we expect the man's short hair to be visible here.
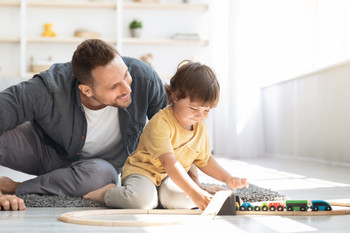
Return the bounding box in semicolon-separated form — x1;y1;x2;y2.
71;39;119;85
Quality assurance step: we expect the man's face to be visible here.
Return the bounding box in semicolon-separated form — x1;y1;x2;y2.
89;55;132;109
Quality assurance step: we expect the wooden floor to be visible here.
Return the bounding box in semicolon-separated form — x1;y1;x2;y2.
1;157;350;233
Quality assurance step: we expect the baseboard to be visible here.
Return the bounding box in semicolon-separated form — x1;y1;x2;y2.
266;153;350;168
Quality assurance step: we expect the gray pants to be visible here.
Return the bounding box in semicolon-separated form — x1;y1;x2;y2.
0;122;119;196
105;174;196;209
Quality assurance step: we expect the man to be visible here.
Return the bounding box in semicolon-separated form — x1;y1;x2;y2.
0;39;167;210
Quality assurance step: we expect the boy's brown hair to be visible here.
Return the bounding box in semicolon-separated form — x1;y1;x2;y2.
71;39;119;86
165;60;220;108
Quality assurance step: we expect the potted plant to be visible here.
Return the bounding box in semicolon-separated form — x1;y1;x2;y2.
129;19;143;38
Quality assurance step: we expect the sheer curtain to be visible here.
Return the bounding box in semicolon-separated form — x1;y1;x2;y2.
210;0;350;158
210;0;264;158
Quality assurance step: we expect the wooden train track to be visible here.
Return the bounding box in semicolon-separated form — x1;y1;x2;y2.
59;202;350;226
59;209;203;226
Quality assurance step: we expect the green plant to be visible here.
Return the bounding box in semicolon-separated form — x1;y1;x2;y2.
129;19;143;29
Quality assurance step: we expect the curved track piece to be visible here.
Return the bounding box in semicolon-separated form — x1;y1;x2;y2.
60;209;202;227
59;202;350;226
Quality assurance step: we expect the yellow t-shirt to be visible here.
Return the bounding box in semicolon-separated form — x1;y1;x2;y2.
122;105;212;186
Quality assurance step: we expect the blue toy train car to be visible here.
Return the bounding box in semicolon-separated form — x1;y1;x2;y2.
310;200;332;211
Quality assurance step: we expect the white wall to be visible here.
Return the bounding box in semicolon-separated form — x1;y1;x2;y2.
223;0;350;160
122;7;210;79
0;0;215;150
232;0;350;88
0;0;210;80
4;1;350;162
262;61;350;165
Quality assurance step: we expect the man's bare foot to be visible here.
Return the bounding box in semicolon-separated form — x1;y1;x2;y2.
83;183;116;203
0;177;21;194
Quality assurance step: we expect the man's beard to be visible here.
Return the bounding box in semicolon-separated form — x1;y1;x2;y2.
91;95;132;109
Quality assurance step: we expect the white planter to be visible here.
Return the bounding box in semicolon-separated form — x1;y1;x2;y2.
130;28;142;38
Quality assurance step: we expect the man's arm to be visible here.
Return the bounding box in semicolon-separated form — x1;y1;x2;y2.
0;191;26;211
146;70;167;119
0;78;51;135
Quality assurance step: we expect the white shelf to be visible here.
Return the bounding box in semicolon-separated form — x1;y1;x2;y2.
0;72;21;77
123;38;208;46
123;2;208;11
0;0;210;78
27;0;116;9
0;1;210;10
0;0;20;7
0;37;20;43
26;72;39;78
24;37;208;46
26;36;116;44
20;1;208;10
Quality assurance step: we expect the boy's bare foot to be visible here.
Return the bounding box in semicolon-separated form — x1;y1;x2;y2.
83;183;116;203
0;177;21;194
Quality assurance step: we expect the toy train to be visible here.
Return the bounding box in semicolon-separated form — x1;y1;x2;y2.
237;200;332;211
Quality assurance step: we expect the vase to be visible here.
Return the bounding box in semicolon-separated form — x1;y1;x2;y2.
130;28;142;38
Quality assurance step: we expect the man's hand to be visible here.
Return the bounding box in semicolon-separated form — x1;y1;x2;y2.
0;192;26;211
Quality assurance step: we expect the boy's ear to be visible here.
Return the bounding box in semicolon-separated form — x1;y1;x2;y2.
171;92;177;102
78;84;93;97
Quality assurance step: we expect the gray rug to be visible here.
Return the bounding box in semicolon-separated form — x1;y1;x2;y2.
18;184;288;208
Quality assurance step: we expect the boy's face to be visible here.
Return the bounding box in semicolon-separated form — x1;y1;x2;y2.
172;97;211;130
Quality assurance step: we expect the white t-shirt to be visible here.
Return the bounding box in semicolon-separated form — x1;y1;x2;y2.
81;105;122;159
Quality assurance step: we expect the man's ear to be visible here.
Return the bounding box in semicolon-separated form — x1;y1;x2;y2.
78;84;93;97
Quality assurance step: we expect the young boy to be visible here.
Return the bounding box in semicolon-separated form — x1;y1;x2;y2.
83;60;248;210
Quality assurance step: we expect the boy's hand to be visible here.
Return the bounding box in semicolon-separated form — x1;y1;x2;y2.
189;189;213;210
200;184;229;195
225;176;249;190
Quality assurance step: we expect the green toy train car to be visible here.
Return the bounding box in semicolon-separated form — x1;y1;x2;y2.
286;200;309;211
